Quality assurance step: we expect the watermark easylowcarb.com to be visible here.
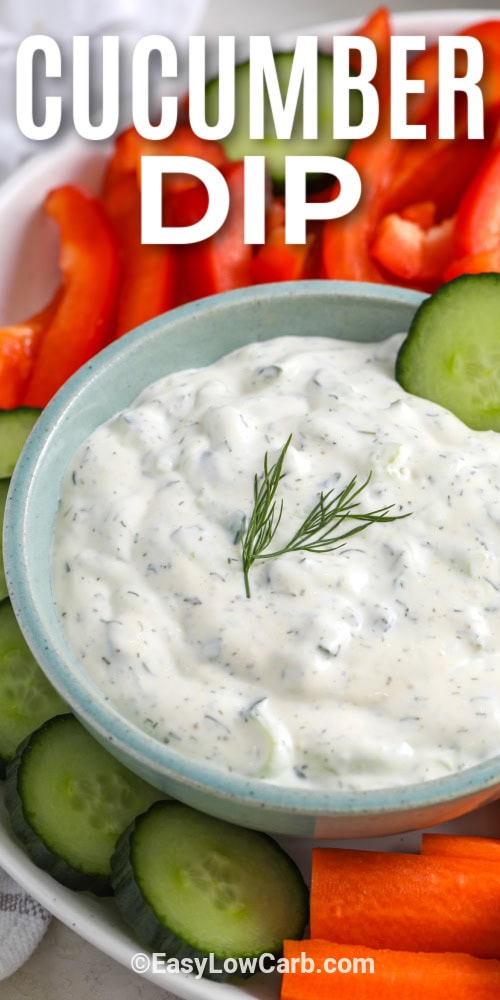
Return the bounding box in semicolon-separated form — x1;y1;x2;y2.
131;950;376;980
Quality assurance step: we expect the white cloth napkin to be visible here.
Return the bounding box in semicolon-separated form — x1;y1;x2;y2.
0;870;51;980
0;0;205;983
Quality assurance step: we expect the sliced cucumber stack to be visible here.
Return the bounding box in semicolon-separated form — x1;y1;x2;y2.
396;274;500;431
111;800;309;979
0;599;66;775
0;406;41;598
5;713;163;894
0;479;9;602
205;51;361;188
0;407;40;477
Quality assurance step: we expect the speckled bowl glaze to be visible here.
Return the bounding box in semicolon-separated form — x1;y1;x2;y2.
4;280;500;838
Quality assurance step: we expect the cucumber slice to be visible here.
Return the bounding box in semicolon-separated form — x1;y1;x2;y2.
0;479;9;602
0;407;41;477
396;274;500;431
5;713;163;894
0;599;66;775
205;51;361;187
111;800;309;980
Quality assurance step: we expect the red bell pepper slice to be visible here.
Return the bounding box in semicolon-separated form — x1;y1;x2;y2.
370;210;455;284
458;21;500;116
250;229;309;284
322;125;403;282
398;200;437;228
130;123;228;234
382;136;490;221
102;126;143;190
466;19;500;53
443;247;500;281
22;185;118;407
176;161;253;302
141;124;227;216
405;44;440;129
104;123;227;222
0;327;38;409
453;143;500;257
322;7;402;282
140;124;227;172
163;176;210;229
250;198;309;284
407;20;500;135
105;124;227;188
349;5;393;105
325;11;493;285
0;295;61;409
102;172;176;338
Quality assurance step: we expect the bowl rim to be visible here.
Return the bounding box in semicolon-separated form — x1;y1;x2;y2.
5;278;500;819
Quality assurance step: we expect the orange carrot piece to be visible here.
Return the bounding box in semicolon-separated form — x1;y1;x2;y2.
281;939;500;1000
310;848;500;959
421;834;500;864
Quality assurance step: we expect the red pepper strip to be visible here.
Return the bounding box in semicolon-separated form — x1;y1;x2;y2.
176;161;253;302
134;124;228;235
370;211;455;282
250;228;309;284
450;43;500;141
443;247;500;282
457;16;500;106
104;123;227;208
264;197;285;230
102;172;175;338
453;143;500;256
22;185;118;407
167;183;211;306
250;197;309;284
302;228;326;279
163;176;209;229
399;200;436;228
322;8;401;282
266;198;326;279
102;126;143;192
408;22;500;135
349;5;393;103
322;126;403;282
382;136;490;220
141;124;227;201
364;5;392;104
461;19;500;55
140;124;227;169
0;295;61;409
405;44;439;129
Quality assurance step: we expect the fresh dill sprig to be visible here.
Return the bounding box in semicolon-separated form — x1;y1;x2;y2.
240;434;411;598
241;434;292;598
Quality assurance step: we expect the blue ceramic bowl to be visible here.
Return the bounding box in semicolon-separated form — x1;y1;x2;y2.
5;280;500;838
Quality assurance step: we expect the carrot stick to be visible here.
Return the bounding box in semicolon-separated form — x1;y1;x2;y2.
421;834;500;863
281;939;500;999
310;848;500;959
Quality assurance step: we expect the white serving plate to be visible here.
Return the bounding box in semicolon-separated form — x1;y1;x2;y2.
1;789;498;999
0;10;499;1000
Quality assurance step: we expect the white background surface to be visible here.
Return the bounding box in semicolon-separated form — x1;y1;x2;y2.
198;0;500;34
2;2;500;998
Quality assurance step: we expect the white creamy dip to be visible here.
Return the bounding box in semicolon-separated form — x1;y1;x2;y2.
51;334;500;791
